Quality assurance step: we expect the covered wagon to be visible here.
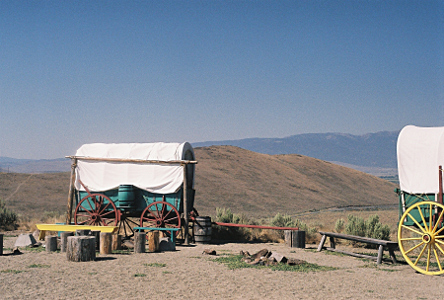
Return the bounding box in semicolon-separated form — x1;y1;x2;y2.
396;125;444;275
65;142;197;243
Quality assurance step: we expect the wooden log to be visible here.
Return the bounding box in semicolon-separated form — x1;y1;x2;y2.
100;232;112;254
60;232;74;253
134;232;146;253
76;229;91;236
112;234;122;251
0;234;3;256
45;235;57;252
90;231;101;251
147;231;159;253
67;236;96;262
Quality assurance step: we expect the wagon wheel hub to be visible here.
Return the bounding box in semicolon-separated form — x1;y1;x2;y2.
156;220;164;227
422;233;434;244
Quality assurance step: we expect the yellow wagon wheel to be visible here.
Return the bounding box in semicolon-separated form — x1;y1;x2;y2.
398;201;444;275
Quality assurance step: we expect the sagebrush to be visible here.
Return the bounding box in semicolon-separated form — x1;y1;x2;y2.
0;199;18;230
344;214;390;248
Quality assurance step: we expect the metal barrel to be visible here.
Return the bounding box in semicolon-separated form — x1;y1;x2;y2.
118;185;135;208
193;216;212;244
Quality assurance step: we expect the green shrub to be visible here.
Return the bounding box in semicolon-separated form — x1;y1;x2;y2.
212;207;252;240
334;218;345;233
345;215;366;237
268;213;318;243
344;214;391;248
0;199;18;231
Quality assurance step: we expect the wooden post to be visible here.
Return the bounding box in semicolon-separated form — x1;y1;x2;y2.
112;234;121;251
67;236;96;262
183;163;189;245
134;232;146;253
66;158;77;225
0;234;3;256
45;235;57;252
60;232;74;253
285;230;306;248
99;232;112;254
147;231;159;252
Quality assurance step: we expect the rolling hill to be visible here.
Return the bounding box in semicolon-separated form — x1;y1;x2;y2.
0;146;398;221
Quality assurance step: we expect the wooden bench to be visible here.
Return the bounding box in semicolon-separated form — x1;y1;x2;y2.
36;224;118;240
133;227;180;246
317;231;398;264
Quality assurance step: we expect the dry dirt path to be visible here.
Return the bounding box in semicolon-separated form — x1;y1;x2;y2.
1;232;443;299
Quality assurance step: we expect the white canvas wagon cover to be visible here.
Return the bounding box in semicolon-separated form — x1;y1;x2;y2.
398;125;444;194
73;142;194;194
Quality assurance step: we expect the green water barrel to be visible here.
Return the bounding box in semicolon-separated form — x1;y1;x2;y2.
118;185;135;208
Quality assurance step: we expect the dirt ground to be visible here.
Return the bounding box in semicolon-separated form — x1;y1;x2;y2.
1;231;443;300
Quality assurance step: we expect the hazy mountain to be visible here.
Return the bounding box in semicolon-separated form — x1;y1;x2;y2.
193;131;399;169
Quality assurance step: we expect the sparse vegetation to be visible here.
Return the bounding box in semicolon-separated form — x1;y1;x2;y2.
212;254;337;272
144;263;166;268
0;198;18;230
335;218;345;233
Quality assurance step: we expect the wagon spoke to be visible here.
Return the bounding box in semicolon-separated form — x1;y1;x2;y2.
426;245;431;272
163;216;179;224
405;241;425;255
99;210;115;218
401;224;423;236
432;209;444;233
435;243;444;255
80;205;94;216
433;245;442;272
407;212;427;233
435;239;444;246
400;237;422;241
417;206;429;232
413;243;427;266
98;201;111;215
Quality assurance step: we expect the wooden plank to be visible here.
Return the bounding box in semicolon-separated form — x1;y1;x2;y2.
36;224;118;233
318;231;397;246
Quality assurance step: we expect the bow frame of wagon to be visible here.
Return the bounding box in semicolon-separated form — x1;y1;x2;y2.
65;144;198;245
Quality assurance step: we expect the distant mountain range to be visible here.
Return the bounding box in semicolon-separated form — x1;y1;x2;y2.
193;131;399;175
0;131;399;176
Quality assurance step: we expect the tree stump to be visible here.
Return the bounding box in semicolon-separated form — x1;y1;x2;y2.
60;232;74;253
67;236;96;262
0;234;3;256
147;231;159;253
134;232;146;253
45;235;57;252
112;234;122;251
284;230;305;248
100;232;112;254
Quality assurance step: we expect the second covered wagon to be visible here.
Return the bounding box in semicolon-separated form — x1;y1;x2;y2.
65;142;197;243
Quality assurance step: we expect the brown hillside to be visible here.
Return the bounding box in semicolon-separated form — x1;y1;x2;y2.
192;146;398;218
0;146;398;220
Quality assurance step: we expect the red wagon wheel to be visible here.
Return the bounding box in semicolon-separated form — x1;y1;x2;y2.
140;201;181;236
74;193;120;226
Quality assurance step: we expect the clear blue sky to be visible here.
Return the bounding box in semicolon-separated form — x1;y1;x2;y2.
1;1;443;159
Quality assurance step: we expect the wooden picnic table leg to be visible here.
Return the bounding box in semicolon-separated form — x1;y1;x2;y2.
388;248;398;264
377;245;384;264
317;235;327;252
